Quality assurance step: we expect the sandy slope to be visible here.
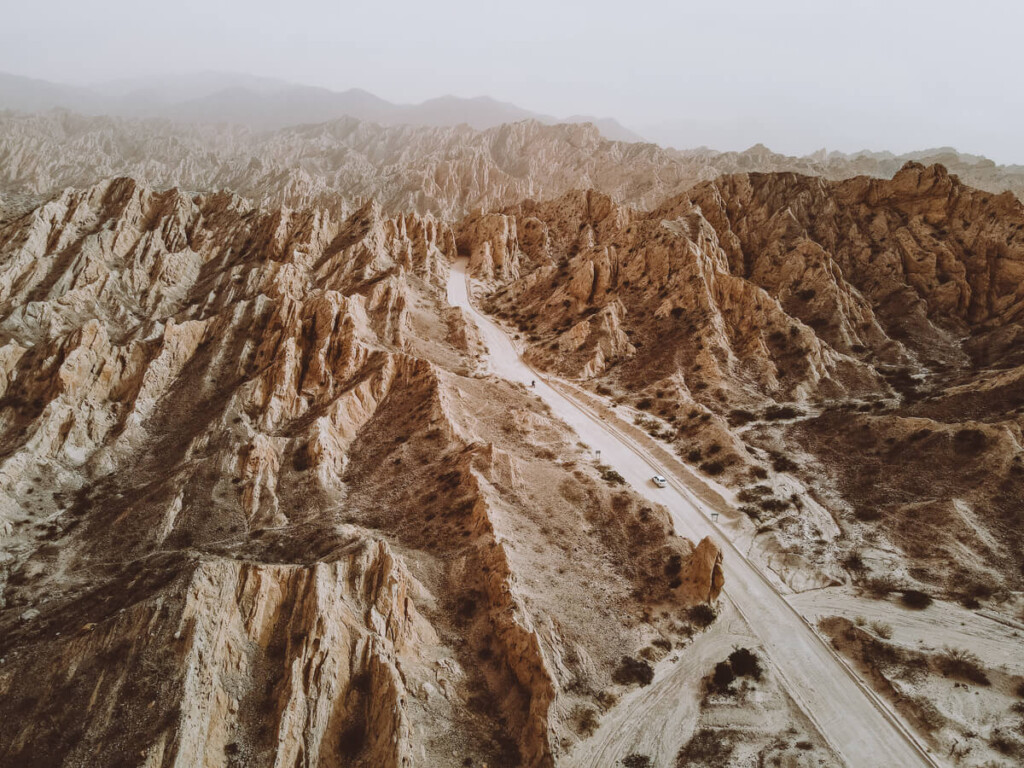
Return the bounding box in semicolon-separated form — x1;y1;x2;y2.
448;257;937;768
791;589;1024;675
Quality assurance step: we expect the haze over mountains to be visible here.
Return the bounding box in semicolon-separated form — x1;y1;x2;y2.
0;70;645;141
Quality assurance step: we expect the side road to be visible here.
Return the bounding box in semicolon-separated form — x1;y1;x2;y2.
447;257;939;768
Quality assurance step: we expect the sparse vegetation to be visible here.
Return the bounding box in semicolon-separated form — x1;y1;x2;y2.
899;589;933;610
688;603;717;628
571;704;600;736
864;576;898;597
598;466;626;485
699;460;725;476
728;647;762;680
728;408;756;426
769;452;798;472
676;728;735;766
763;404;802;421
937;647;990;686
613;656;654;687
869;621;893;639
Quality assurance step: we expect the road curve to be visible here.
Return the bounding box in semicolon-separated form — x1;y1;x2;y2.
447;258;937;768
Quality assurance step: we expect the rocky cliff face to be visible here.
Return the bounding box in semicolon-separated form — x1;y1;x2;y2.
471;164;1024;599
0;177;720;767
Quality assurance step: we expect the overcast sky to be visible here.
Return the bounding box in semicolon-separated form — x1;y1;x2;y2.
2;0;1021;162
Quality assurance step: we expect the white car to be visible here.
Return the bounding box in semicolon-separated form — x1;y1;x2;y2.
652;474;668;488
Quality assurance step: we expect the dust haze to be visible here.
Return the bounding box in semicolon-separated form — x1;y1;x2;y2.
2;0;1022;161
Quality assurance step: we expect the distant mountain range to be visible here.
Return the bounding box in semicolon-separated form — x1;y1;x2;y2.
0;70;645;141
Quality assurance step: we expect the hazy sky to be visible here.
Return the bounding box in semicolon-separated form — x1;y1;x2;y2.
2;0;1022;162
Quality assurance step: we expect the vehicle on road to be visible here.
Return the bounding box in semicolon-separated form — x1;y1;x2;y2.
652;474;667;488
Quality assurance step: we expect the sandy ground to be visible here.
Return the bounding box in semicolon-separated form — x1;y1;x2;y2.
567;599;838;767
792;588;1024;676
448;257;938;768
566;604;748;768
802;589;1024;766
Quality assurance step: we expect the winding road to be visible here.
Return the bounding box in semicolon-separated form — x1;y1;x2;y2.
447;257;938;768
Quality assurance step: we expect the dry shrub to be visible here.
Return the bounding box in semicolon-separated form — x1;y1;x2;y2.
736;485;771;503
869;621;893;639
769;452;799;472
728;647;762;680
599;467;626;486
728;409;756;427
842;551;866;572
764;404;802;420
571;704;600;736
707;661;733;694
676;729;736;767
937;647;990;686
900;589;933;610
989;729;1024;758
612;656;654;687
864;575;898;597
688;603;717;628
738;504;761;521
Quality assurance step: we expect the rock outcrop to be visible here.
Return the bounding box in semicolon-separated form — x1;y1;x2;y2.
677;537;725;604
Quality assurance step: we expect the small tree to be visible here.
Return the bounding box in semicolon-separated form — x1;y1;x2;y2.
712;660;736;692
728;647;762;680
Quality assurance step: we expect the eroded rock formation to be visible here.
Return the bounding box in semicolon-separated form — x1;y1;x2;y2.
472;164;1024;599
0;177;718;767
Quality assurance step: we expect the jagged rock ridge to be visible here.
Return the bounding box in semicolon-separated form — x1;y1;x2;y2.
2;112;1023;225
0;177;721;767
469;163;1024;597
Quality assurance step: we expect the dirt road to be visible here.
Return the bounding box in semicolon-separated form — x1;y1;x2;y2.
447;257;939;768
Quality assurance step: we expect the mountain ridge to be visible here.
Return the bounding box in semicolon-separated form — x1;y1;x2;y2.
0;70;645;140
